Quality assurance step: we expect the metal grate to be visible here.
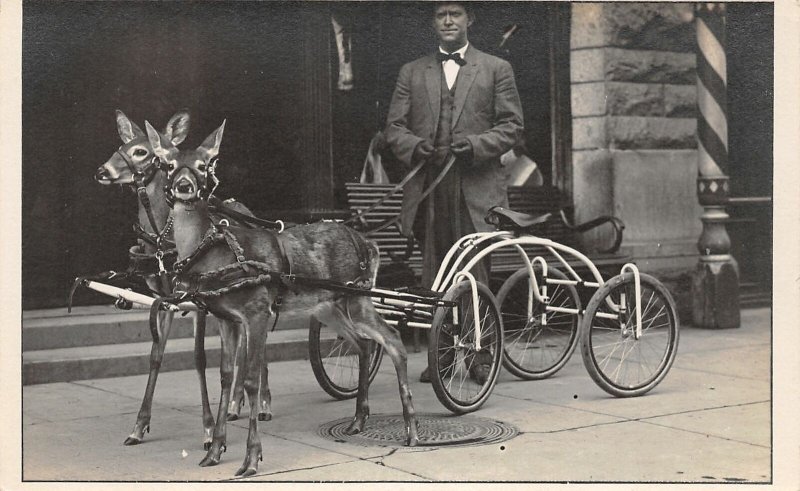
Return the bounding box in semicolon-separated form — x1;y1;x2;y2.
318;413;519;448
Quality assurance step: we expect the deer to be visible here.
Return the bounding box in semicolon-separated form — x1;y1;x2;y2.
145;119;419;476
94;110;271;450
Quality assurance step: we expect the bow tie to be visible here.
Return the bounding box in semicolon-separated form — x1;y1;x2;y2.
437;51;466;66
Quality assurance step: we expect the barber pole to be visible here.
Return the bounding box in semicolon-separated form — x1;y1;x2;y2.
692;3;740;328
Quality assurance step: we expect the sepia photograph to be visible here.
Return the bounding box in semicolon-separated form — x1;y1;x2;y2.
3;0;797;486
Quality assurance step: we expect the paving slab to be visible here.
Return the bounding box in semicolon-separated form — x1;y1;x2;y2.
644;401;771;448
673;343;771;381
22;381;142;424
377;422;771;482
23;407;357;481
250;458;429;481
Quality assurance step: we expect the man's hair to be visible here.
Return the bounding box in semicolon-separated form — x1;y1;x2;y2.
433;2;476;22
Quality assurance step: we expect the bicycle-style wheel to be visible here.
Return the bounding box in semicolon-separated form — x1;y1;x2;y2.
428;281;504;414
580;272;679;397
496;266;581;380
309;319;384;400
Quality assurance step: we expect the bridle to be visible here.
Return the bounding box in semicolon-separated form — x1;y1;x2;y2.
164;156;220;207
115;146;168;238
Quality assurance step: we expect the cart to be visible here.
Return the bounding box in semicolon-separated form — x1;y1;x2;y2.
309;206;680;410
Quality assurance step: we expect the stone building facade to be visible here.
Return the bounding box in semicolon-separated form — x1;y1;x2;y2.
570;3;703;274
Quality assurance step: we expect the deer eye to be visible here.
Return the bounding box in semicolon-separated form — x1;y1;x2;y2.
133;149;148;158
197;163;207;172
167;162;176;172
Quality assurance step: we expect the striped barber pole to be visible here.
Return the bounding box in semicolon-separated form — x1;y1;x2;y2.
696;3;730;206
692;2;740;329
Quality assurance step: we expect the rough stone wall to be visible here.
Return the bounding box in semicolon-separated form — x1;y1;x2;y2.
571;3;703;272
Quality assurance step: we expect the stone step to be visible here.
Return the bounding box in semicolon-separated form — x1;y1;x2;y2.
23;305;307;351
22;328;317;386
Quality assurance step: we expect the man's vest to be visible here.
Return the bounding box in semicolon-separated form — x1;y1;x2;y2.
432;68;458;164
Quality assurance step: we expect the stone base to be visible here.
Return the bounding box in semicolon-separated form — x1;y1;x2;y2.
691;258;741;328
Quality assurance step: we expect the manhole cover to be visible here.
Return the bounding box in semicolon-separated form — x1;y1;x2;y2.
318;413;518;448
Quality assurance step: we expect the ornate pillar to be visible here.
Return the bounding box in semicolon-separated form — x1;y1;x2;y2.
692;3;740;328
300;6;335;212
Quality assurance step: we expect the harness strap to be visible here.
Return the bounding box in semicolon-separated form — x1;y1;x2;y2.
135;176;162;236
173;227;226;274
341;224;371;278
208;196;288;231
274;233;294;291
149;297;166;344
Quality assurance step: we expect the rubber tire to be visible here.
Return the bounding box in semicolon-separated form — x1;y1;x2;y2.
496;266;581;380
428;281;504;414
580;272;679;397
308;319;384;400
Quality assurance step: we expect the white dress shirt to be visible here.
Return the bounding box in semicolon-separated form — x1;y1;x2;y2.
439;43;469;90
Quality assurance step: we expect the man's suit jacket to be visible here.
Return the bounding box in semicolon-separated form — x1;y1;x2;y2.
384;45;524;235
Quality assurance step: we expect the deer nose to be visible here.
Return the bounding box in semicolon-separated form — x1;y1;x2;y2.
95;167;110;182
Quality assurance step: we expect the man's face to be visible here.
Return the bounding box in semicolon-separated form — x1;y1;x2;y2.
433;3;472;49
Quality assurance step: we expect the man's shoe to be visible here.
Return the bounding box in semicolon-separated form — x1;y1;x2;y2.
419;366;431;383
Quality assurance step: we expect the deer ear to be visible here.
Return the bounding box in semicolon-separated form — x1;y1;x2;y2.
116;110;145;143
200;120;226;159
164;110;190;146
145;120;173;160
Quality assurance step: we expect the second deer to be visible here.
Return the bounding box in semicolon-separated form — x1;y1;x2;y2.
145;119;419;477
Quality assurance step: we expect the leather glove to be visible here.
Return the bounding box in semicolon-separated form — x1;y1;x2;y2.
450;138;474;165
412;140;434;165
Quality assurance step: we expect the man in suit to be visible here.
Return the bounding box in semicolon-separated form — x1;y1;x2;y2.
384;2;524;382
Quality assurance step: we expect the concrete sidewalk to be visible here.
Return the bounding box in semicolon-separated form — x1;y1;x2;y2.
21;308;771;483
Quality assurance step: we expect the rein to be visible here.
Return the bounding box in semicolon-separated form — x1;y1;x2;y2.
351;154;457;236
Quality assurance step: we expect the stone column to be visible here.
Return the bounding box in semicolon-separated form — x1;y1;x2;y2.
570;4;702;273
691;3;740;328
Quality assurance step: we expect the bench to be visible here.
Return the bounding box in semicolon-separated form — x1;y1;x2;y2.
344;182;629;283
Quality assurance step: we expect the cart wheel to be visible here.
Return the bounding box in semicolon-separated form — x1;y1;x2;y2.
428;281;503;414
580;272;679;397
496;266;580;380
309;319;384;400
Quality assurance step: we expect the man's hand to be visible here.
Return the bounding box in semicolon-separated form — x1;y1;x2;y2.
412;140;434;164
450;138;473;164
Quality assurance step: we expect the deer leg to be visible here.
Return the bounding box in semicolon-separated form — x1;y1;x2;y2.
124;309;174;446
350;298;419;446
200;319;237;467
258;342;272;422
226;335;245;421
235;312;269;477
315;305;371;435
193;312;215;449
347;336;372;435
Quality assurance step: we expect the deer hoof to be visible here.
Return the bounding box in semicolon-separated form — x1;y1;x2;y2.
123;435;142;446
345;415;368;435
199;454;220;467
226;413;240;422
199;443;226;467
258;412;272;422
234;448;262;477
123;424;149;446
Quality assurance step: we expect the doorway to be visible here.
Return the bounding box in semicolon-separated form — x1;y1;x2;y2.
725;3;773;305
